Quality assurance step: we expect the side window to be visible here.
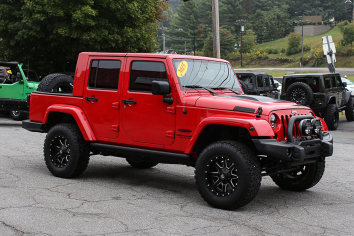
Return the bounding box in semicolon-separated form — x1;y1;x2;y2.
324;76;331;89
88;60;121;90
330;76;337;87
129;61;168;92
264;77;270;87
335;76;342;87
257;76;264;87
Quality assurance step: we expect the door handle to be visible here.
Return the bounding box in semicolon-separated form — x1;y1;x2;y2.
85;97;98;102
122;99;137;105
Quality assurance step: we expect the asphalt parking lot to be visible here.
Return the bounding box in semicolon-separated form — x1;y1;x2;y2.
0;115;353;236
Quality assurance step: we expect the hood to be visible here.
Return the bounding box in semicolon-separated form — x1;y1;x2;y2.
194;94;310;115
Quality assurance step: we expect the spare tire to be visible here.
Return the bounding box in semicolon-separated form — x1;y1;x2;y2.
285;82;313;106
37;73;73;93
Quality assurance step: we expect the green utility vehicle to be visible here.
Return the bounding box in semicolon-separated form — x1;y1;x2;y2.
0;62;40;120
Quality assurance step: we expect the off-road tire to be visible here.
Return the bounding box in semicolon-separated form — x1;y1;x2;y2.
324;103;339;130
126;157;158;169
195;141;261;210
10;110;28;121
345;96;354;121
270;160;325;191
37;73;73;93
285;82;313;106
44;123;90;178
239;80;249;94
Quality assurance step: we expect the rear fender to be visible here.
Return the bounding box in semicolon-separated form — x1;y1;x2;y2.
185;115;274;153
44;105;96;141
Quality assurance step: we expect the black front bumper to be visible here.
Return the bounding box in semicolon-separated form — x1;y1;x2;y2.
252;132;333;164
252;115;333;165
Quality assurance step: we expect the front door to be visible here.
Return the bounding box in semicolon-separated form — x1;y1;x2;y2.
83;58;122;139
121;58;175;145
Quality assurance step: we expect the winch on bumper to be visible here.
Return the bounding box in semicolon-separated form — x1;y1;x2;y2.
252;115;333;165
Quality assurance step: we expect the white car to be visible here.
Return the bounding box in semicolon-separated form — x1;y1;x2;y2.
274;80;282;92
342;78;354;95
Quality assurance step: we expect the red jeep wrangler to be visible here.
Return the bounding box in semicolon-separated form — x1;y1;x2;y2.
22;52;333;210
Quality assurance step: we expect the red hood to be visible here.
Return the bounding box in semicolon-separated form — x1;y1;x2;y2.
183;94;311;115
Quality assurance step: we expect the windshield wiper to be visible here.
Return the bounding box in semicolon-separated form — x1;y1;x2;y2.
184;85;217;95
211;87;240;95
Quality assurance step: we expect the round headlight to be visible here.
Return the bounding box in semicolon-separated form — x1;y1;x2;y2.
311;118;322;134
299;119;313;136
270;114;277;129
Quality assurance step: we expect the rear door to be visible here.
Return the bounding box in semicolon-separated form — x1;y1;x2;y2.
83;58;123;139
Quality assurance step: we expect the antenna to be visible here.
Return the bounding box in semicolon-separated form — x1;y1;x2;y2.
322;35;336;73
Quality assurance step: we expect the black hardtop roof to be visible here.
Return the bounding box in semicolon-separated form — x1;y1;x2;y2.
236;72;272;76
283;73;340;78
0;62;19;67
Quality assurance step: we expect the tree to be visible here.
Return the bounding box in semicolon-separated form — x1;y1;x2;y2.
166;0;208;54
338;21;354;46
0;0;165;75
203;28;236;57
286;32;301;55
242;29;257;53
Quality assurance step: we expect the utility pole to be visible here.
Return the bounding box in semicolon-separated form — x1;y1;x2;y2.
241;22;244;67
212;0;220;58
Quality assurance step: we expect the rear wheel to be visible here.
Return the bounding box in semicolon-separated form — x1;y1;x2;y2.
345;96;354;121
270;161;325;191
37;73;73;93
324;104;339;130
44;123;90;178
10;110;28;121
195;141;261;210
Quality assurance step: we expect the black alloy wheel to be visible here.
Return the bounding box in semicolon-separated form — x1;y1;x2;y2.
205;155;239;197
44;123;90;178
285;82;313;106
195;141;261;210
49;135;71;168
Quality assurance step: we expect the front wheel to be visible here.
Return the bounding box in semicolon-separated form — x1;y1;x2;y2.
44;123;90;178
195;141;261;210
270;161;325;191
345;96;354;121
324;104;339;130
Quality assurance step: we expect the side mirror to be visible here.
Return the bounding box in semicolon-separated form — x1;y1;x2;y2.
152;81;173;105
274;83;279;89
152;81;171;95
343;82;347;87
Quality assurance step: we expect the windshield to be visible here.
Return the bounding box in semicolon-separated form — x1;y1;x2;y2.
172;59;241;91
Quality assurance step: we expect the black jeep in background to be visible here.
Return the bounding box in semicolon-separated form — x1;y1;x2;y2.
236;72;280;99
280;73;354;130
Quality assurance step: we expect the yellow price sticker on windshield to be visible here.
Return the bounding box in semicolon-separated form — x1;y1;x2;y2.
177;61;188;77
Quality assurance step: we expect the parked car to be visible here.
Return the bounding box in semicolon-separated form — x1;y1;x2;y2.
342;77;354;95
274;80;282;92
0;62;40;120
280;73;354;130
23;52;333;210
236;72;280;99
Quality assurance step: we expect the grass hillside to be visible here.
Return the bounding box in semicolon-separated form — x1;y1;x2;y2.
233;26;352;69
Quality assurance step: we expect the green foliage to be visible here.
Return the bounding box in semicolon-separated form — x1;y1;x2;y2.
286;33;301;55
166;0;209;54
0;0;163;75
338;21;354;46
203;28;236;58
243;50;269;64
310;48;325;67
242;29;257;53
264;47;279;54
